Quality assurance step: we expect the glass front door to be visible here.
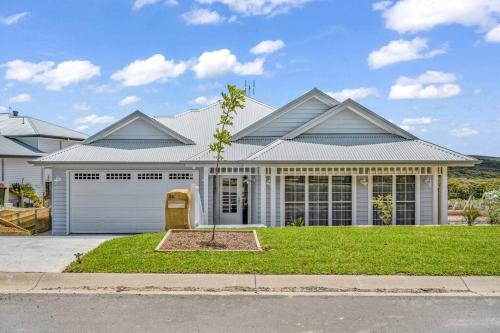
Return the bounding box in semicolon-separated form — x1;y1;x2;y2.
219;176;242;224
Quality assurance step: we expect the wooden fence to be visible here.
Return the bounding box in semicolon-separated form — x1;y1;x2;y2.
0;208;51;234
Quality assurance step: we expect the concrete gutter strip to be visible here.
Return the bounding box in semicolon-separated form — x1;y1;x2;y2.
0;273;499;295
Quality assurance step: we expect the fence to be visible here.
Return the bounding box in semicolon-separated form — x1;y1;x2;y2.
0;208;51;234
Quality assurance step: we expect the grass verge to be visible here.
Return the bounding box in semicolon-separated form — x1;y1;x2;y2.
66;226;500;275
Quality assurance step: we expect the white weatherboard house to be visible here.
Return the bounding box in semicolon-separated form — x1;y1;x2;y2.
33;89;477;235
0;111;87;206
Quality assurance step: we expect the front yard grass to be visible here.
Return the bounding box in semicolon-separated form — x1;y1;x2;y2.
66;226;500;275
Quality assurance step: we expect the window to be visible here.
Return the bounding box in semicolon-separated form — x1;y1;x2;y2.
373;176;392;225
396;175;416;225
169;173;193;180
222;178;238;213
74;173;99;180
284;176;305;225
138;173;163;180
308;176;328;226
106;173;131;180
332;176;352;225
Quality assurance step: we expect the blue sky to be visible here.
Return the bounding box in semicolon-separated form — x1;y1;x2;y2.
0;0;499;155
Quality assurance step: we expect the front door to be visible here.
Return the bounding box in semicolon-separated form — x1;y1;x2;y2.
220;176;242;225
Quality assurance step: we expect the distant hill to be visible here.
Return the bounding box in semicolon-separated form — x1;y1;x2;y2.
449;156;500;179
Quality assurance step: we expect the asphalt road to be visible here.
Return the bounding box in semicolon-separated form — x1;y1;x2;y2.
1;294;499;332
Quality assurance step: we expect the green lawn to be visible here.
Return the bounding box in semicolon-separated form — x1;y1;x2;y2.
66;226;500;275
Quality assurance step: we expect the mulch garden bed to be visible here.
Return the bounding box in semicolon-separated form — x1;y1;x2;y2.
155;230;262;252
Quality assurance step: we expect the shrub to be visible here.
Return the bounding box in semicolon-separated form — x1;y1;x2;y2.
448;178;500;200
483;190;500;224
373;194;393;225
463;207;480;226
288;217;305;227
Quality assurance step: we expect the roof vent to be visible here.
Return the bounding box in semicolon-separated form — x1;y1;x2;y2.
12;110;19;117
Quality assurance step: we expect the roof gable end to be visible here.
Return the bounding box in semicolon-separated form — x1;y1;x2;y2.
231;88;338;140
83;110;195;145
283;99;418;140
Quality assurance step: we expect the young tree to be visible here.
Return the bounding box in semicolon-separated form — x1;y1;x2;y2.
209;85;246;241
372;194;393;225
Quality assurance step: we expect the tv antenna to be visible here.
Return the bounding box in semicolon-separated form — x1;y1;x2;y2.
244;80;255;96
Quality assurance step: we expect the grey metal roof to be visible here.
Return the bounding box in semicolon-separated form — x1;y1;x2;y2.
35;140;204;163
189;137;279;161
246;135;476;163
155;97;276;145
0;135;44;157
0;115;87;140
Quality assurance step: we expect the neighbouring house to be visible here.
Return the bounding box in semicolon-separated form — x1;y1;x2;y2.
0;111;87;207
32;88;477;235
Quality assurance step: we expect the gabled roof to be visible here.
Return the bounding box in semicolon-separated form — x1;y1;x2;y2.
0;135;44;157
245;134;477;165
83;110;195;145
0;115;87;140
282;99;418;140
230;88;339;141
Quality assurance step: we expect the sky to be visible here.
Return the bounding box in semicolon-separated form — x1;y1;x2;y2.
0;0;499;156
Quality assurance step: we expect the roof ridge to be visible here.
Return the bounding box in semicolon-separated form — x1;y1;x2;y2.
245;139;283;160
37;143;82;161
415;139;476;161
25;117;39;135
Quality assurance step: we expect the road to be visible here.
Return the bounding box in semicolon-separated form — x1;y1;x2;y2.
1;294;499;332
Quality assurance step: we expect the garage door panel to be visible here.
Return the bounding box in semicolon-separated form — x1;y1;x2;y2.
69;171;198;233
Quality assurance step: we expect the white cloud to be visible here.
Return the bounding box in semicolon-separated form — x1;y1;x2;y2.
401;117;433;125
378;0;500;38
3;59;100;91
327;87;379;101
75;114;115;126
196;0;311;16
8;94;31;103
192;49;264;78
190;95;220;105
72;103;90;112
451;127;479;137
119;95;141;106
486;24;500;42
111;54;187;86
0;106;7;112
181;8;223;25
368;37;446;69
75;125;89;132
250;40;285;54
0;12;29;25
389;70;461;100
372;1;392;11
133;0;178;10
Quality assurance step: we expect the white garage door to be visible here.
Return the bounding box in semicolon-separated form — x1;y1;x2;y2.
69;170;198;233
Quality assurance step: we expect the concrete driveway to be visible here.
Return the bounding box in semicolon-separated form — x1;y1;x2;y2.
0;235;117;272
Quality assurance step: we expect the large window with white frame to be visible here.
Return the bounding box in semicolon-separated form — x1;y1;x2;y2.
308;176;329;226
372;176;393;225
332;176;352;225
396;175;416;225
284;176;305;226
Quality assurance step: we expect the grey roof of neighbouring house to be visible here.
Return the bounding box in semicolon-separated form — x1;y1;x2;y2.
32;91;477;166
0;135;44;157
0;114;87;140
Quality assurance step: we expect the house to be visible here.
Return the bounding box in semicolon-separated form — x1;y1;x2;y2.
0;111;87;206
32;89;477;235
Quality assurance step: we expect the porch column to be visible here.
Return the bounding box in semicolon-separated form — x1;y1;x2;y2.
415;174;421;225
203;166;209;225
392;175;397;225
432;168;439;224
270;168;276;226
279;175;285;226
260;167;266;226
367;175;373;225
440;167;448;225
